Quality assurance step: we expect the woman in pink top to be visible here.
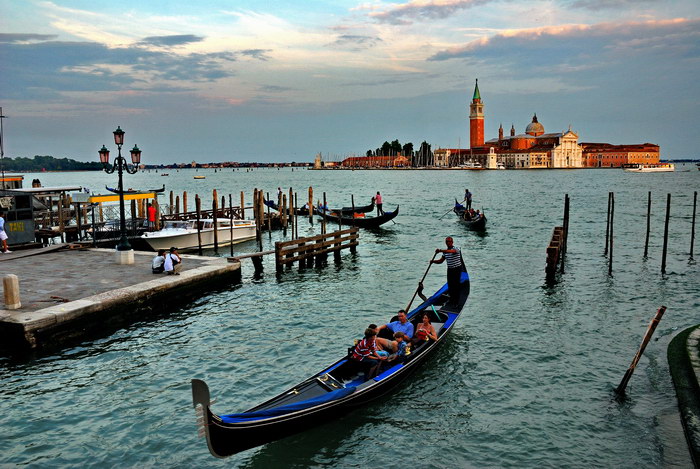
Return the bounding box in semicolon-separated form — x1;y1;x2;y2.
375;191;384;215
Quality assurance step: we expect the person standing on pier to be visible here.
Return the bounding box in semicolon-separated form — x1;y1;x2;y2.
375;191;384;215
463;189;472;210
431;237;462;307
0;212;10;253
147;203;157;232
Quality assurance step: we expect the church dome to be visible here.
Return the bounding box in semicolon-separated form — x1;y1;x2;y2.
525;114;544;136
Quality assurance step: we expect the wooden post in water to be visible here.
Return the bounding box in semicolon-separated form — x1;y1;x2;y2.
322;192;327;235
615;306;667;395
351;194;355;214
183;191;188;215
212;190;219;253
240;191;245;220
608;192;614;275
266;192;271;234
560;194;569;274
229;194;234;257
661;193;671;274
294;193;299;239
604;192;611;256
644;191;651;258
175;195;180;219
195;195;203;256
288;187;293;231
308;187;313;224
282;194;288;231
690;191;696;260
169;191;174;215
153;198;161;230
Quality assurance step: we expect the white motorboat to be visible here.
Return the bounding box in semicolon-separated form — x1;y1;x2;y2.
141;219;256;251
622;163;675;173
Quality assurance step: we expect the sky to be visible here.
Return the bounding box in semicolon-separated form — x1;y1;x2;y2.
1;0;699;163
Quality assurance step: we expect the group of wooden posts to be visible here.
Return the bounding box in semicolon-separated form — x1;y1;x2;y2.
164;187;360;272
605;190;697;274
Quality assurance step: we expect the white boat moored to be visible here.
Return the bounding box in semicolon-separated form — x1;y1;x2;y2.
141;219;256;251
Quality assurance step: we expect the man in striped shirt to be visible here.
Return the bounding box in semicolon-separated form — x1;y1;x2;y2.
431;236;462;307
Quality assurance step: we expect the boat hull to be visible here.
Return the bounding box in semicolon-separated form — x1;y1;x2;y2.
141;223;256;251
622;163;675;172
318;205;399;228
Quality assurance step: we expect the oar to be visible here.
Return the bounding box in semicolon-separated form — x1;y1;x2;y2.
405;252;439;313
438;208;454;220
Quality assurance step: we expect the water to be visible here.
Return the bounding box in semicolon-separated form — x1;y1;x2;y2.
2;166;699;467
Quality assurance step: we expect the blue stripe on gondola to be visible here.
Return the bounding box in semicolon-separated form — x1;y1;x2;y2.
373;363;404;381
220;387;356;423
320;360;347;375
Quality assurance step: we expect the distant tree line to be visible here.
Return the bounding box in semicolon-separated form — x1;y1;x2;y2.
366;140;434;166
1;155;103;171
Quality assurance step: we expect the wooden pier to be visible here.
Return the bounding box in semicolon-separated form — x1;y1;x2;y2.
275;227;359;271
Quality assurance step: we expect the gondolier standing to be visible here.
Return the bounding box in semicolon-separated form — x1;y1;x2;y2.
375;191;384;215
463;189;472;210
431;236;462;306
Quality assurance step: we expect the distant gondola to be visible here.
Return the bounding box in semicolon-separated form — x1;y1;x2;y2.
317;205;399;228
263;199;316;216
453;200;487;231
105;184;165;195
192;266;470;458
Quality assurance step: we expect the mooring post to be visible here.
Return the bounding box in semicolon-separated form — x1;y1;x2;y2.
266;192;271;235
253;189;260;242
308;187;313;225
615;306;667;395
644;191;651;258
183;191;188;215
322;192;327;235
609;192;614;275
3;274;21;310
169;191;174;215
605;191;611;256
288;187;293;228
690;191;696;260
560;194;569;274
212;189;219;253
153;198;161;230
661;193;671;274
294;193;299;239
195;195;203;256
229;194;234;257
282;194;288;232
175;195;180;219
240;191;245;220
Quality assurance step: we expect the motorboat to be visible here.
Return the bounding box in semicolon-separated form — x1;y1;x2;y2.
622;163;675;173
141;218;256;251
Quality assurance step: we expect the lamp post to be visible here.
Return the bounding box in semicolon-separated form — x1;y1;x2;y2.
99;126;142;257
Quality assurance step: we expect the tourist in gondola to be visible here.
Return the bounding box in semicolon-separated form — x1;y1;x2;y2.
413;313;438;345
376;310;414;339
350;327;386;380
431;236;462;307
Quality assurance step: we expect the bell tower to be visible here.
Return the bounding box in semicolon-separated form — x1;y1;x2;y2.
469;79;484;148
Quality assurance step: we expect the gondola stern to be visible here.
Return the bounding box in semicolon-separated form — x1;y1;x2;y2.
191;379;228;459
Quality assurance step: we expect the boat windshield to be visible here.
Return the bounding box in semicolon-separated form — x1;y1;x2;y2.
163;221;191;230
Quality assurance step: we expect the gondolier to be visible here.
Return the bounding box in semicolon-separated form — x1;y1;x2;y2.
431;236;462;307
463;189;472;210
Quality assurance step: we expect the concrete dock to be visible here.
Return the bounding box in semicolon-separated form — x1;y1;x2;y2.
0;247;240;352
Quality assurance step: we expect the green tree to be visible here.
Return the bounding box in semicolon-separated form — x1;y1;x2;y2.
402;142;413;157
390;139;402;154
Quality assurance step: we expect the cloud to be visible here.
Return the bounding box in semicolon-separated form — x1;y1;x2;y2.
330;34;383;50
259;85;293;92
138;35;205;47
367;0;492;25
0;33;58;43
569;0;659;10
240;49;272;61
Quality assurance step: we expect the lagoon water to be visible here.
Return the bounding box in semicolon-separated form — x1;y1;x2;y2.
2;167;699;467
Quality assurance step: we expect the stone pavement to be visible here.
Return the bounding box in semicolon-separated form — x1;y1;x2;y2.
0;248;240;351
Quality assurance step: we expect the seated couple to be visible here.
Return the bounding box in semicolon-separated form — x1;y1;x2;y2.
376;309;438;346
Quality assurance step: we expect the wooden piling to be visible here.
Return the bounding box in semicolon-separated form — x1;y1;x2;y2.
130;199;137;234
195;195;203;256
183;191;188;214
560;194;569;274
282;194;288;230
175;195;180;218
288;187;293;229
609;192;614;275
266;192;271;234
690;191;697;260
240;191;245;220
308;187;313;224
212;192;219;253
294;193;299;239
661;193;671;274
169;191;174;215
229;194;234;257
644;191;651;258
615;306;666;395
603;192;610;248
153;198;161;230
322;192;327;235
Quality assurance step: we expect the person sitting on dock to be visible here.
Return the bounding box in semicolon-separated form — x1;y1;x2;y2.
350;328;386;380
164;247;182;275
377;310;414;339
152;249;166;274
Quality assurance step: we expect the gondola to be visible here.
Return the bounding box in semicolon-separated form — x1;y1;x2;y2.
318;199;375;214
453;200;486;231
192;265;470;458
263;199;314;216
316;205;399;228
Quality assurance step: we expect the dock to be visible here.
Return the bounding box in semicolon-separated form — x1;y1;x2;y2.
0;247;240;353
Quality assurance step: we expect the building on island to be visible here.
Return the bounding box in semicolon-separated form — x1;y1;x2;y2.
340;154;410;168
580;142;660;167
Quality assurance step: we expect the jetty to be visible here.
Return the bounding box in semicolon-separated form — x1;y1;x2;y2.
0;246;240;352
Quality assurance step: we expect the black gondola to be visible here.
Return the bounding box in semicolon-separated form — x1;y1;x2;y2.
453;201;487;231
192;267;470;458
263;199;314;216
105;184;165;194
316;205;399;228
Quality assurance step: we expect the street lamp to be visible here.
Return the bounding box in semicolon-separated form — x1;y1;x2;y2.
99;126;142;252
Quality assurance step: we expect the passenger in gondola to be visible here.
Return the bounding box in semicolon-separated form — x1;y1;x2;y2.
412;313;438;345
350;328;386;380
378;332;409;372
376;310;414;340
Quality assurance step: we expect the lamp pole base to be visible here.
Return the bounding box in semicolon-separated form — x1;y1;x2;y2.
115;249;135;265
